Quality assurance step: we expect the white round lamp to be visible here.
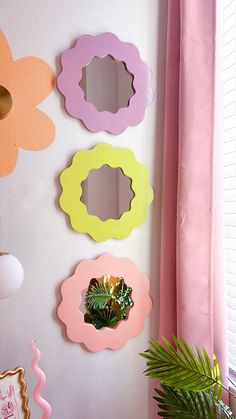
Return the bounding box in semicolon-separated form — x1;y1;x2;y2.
0;252;24;299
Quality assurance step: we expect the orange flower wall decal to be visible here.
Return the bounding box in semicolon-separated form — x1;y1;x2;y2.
0;31;55;176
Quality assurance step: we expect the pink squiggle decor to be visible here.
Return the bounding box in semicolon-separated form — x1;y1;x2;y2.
30;341;52;418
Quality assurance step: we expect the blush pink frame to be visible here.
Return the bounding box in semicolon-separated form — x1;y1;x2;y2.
57;33;153;134
57;253;152;351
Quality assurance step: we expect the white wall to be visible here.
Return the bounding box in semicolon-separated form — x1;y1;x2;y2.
0;1;167;418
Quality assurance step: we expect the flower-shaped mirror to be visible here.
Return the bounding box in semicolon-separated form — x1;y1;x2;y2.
59;142;154;241
57;253;152;351
57;33;153;134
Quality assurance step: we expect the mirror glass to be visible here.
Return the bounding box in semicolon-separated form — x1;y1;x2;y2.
79;55;135;113
0;85;12;119
81;275;133;329
81;165;134;221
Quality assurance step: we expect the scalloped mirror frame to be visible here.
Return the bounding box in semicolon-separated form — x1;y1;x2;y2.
57;253;152;352
57;32;153;134
59;142;154;242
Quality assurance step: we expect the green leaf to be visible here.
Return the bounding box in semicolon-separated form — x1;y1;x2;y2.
212;354;223;401
85;307;119;330
140;336;222;393
84;277;133;329
86;282;112;310
154;386;217;418
114;278;133;310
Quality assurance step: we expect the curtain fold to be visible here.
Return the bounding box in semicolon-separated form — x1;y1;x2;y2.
159;0;227;385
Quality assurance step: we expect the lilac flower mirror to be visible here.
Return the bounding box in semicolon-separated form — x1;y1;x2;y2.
57;33;153;134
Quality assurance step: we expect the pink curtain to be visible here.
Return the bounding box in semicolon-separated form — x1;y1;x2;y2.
159;0;228;385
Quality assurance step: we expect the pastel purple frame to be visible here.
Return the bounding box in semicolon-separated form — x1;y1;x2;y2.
57;33;153;134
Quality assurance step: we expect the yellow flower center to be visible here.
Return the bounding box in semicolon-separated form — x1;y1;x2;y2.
0;85;12;119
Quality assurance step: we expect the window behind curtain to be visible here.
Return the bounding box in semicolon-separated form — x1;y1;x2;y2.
223;0;236;372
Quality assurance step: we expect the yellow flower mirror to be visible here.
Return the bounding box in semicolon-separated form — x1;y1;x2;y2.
59;143;154;242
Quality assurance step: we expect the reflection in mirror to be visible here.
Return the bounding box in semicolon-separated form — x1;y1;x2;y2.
81;165;134;221
79;55;135;113
83;275;133;329
0;85;12;119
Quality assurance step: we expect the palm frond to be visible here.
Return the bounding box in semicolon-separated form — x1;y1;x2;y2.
84;307;119;329
212;354;223;401
140;336;222;393
154;386;217;418
85;277;133;329
86;282;112;310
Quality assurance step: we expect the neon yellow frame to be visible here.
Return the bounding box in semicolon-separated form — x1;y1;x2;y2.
59;142;154;242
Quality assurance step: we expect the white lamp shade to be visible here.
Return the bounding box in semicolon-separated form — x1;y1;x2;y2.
0;253;24;299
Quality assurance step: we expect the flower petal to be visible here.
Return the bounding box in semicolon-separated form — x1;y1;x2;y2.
12;57;55;105
0;31;13;65
0;140;18;176
0;107;55;151
17;107;55;151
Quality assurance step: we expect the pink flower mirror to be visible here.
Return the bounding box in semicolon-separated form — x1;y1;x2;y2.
57;253;152;351
57;33;153;134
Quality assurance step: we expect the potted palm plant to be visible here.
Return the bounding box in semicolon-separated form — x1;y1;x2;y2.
140;336;235;418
